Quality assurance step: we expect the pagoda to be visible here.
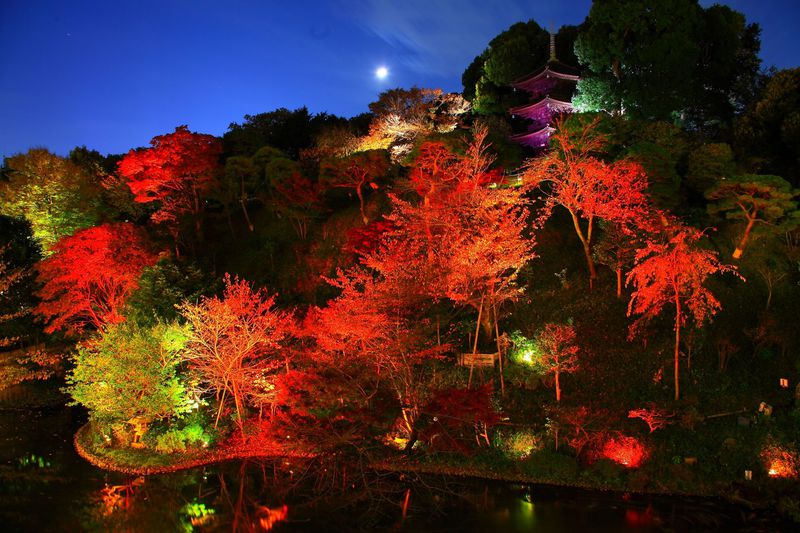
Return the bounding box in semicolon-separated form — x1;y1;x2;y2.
508;31;580;149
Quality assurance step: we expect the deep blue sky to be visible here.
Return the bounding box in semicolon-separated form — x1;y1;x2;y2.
1;1;798;159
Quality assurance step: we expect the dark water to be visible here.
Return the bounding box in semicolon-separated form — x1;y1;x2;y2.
0;403;787;532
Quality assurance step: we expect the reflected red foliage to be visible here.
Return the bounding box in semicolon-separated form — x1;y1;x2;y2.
257;504;288;531
625;506;654;527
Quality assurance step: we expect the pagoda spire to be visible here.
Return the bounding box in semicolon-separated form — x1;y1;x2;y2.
549;24;557;62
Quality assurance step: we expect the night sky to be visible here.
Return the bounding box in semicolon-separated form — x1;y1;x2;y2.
1;0;798;159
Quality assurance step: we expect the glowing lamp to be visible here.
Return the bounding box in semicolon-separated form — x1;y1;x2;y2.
780;378;789;389
744;470;752;480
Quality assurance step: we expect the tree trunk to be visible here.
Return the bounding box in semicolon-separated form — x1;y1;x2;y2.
569;210;597;289
240;198;254;232
240;177;254;232
733;216;756;259
674;292;682;401
492;296;505;396
356;183;368;224
555;369;561;402
214;387;228;428
193;187;203;238
468;294;485;387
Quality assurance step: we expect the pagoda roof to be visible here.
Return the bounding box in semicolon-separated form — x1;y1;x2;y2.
511;60;580;91
509;96;574;116
510;126;556;148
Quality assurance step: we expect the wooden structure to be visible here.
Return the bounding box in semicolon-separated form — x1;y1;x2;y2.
508;30;579;150
457;352;499;368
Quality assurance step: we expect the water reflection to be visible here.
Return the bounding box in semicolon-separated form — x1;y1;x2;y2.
0;405;789;532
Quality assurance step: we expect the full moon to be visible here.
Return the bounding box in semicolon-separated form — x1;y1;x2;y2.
375;66;388;79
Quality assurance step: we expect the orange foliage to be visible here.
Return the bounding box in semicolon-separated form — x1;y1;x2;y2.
371;129;534;313
761;439;799;478
523;118;650;287
34;223;158;335
537;323;580;402
627;223;740;399
179;274;293;429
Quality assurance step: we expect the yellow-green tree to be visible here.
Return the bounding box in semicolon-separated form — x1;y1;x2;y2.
0;149;100;253
67;321;192;425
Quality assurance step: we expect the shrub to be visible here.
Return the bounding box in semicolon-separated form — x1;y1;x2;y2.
155;429;187;454
494;428;542;459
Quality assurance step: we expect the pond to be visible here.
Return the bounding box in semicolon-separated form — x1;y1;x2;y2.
0;399;787;532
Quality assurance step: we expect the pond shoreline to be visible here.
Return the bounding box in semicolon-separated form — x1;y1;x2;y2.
73;422;767;512
73;422;310;476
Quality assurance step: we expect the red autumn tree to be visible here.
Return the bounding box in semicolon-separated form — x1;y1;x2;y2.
344;219;396;258
375;130;534;392
179;274;292;429
34;223;159;335
319;150;389;224
117;125;221;240
626;224;740;400
523;118;650;288
309;267;447;449
594;221;646;299
386;131;530;318
272;169;322;240
628;404;675;433
535;323;580;402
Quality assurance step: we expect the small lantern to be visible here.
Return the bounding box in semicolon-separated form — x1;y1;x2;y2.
684;456;697;466
780;378;789;389
744;470;753;481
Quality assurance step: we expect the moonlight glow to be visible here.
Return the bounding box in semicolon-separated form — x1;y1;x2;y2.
375;66;388;79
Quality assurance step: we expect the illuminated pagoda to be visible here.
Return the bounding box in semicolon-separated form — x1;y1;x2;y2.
508;30;580;149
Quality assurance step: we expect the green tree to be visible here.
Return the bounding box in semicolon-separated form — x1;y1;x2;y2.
735;68;800;181
574;0;701;119
67;321;192;426
125;258;218;326
685;5;761;130
705;174;799;259
223;107;350;158
0;149;100;253
461;22;578;115
685;143;736;194
220;155;260;232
